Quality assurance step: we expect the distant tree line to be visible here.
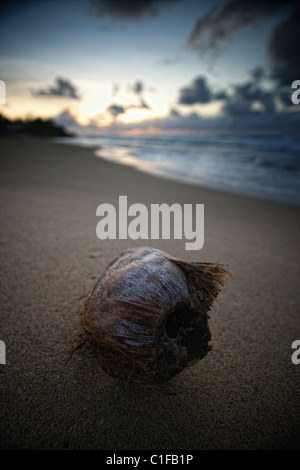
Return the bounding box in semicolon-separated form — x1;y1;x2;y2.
0;114;73;137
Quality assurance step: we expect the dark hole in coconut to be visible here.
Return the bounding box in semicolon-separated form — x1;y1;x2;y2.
165;305;193;338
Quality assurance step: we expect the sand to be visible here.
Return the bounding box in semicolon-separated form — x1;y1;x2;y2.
0;137;299;450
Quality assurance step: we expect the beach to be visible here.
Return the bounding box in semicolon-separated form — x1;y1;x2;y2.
0;137;299;450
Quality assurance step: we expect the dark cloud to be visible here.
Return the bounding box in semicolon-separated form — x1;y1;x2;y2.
178;69;295;117
32;77;80;99
138;98;151;109
250;65;266;82
222;99;252;115
276;86;294;107
187;1;299;87
88;0;179;19
226;81;276;114
132;80;143;95
214;90;228;100
178;76;212;105
268;7;300;84
107;82;152;117
222;69;297;116
112;81;149;98
128;81;152;108
169;108;181;117
187;1;290;54
107;104;126;117
178;76;227;105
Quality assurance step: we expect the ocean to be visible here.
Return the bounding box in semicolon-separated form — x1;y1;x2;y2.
53;133;300;205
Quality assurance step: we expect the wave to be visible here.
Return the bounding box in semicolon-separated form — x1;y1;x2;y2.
52;134;300;205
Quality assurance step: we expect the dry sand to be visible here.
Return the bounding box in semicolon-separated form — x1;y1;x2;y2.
0;137;299;450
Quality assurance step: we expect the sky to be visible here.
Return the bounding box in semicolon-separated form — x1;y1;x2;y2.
0;0;299;137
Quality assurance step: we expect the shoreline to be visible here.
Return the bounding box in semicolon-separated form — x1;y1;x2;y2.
51;135;300;208
0;137;299;450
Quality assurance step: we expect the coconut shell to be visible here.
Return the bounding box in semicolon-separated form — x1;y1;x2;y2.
80;247;230;384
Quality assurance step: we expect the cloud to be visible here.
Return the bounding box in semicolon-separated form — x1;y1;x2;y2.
132;80;143;95
107;79;152;117
267;7;300;84
187;1;299;87
178;76;227;105
32;77;80;99
88;0;179;19
250;65;266;82
108;98;151;117
127;80;152;108
222;68;298;116
107;104;126;117
169;108;181;117
187;1;290;54
178;69;295;117
109;106;300;137
178;76;212;105
275;86;294;107
138;98;151;109
54;102;300;139
225;81;276;115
